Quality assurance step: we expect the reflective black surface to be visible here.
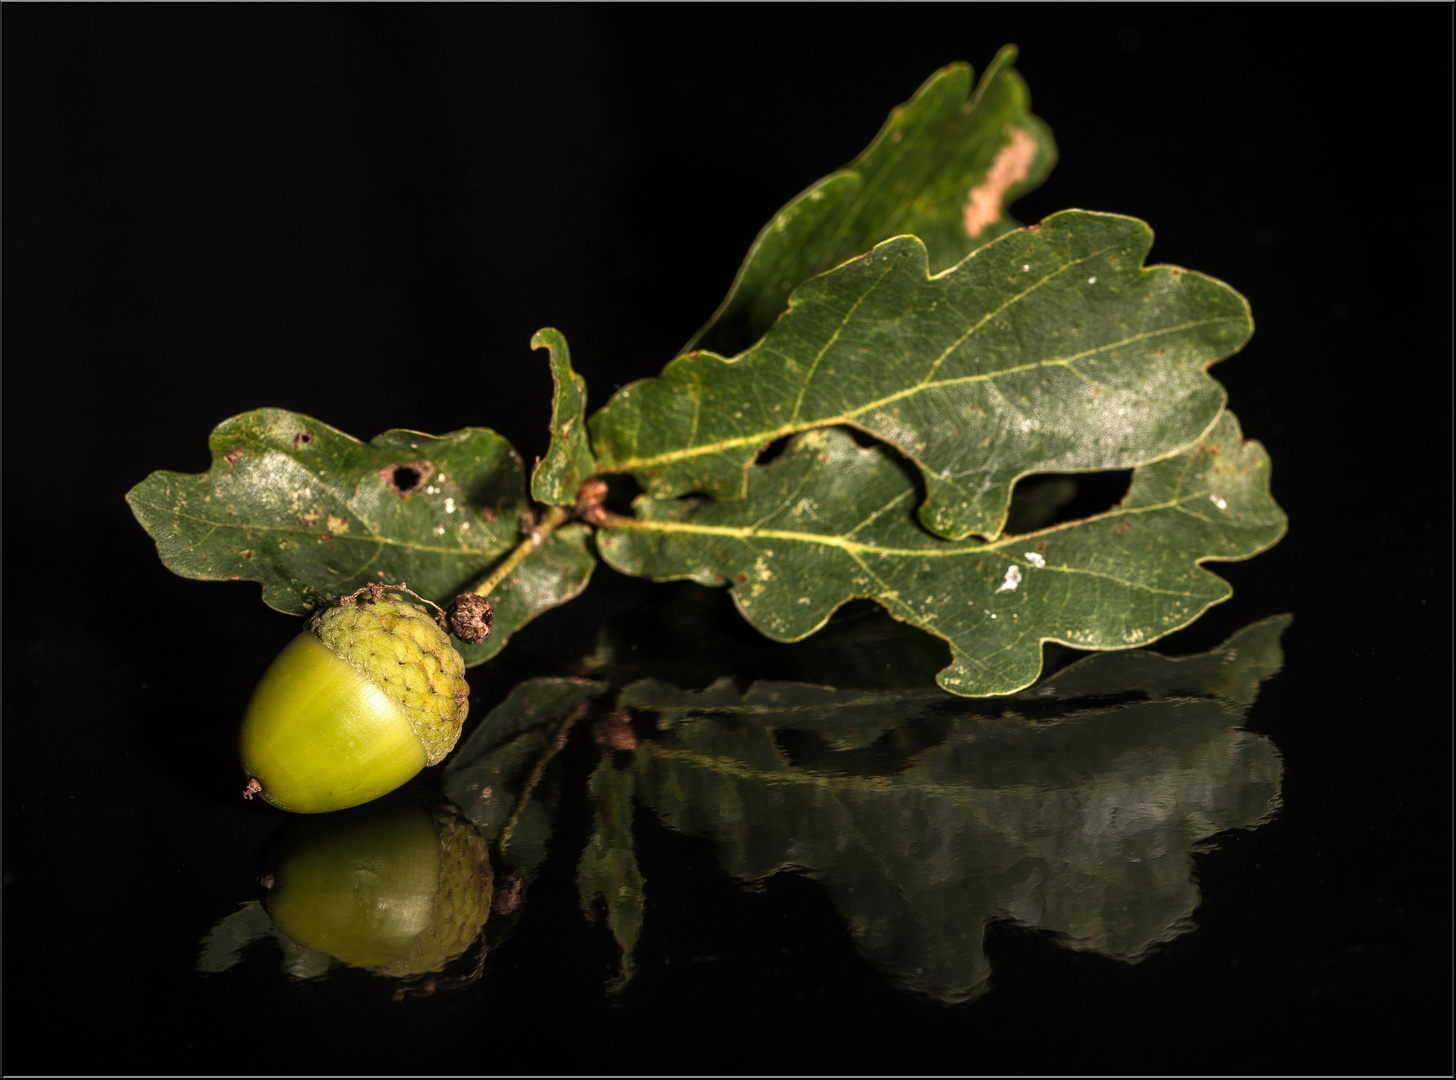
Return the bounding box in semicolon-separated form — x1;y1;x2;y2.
5;7;1450;1076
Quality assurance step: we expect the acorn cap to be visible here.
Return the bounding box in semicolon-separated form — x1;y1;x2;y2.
376;805;495;978
307;593;469;766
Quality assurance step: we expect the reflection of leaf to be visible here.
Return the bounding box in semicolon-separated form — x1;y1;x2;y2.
622;676;953;754
598;411;1285;697
1028;613;1292;707
628;619;1288;1003
442;677;598;864
593;210;1249;541
196;902;335;981
196;901;276;975
529;328;596;507
126;408;595;663
589;583;954;694
577;760;645;994
688;47;1055;359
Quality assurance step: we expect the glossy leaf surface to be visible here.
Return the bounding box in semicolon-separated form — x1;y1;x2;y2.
125;408;595;664
688;46;1055;358
596;411;1285;696
592;211;1250;540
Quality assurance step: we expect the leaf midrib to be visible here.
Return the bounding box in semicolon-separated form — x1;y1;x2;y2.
610;316;1235;474
611;452;1263;601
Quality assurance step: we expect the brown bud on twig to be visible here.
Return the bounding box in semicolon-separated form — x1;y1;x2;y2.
443;593;494;644
576;477;609;525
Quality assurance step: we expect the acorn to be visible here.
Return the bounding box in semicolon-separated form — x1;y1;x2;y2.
239;583;489;814
259;791;494;977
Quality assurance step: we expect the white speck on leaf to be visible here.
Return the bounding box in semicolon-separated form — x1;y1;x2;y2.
433;525;445;536
1021;264;1030;272
1025;551;1045;568
1209;494;1228;510
445;497;456;513
1088;276;1097;285
995;565;1022;593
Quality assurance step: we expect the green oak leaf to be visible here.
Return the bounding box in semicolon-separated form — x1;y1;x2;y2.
595;410;1285;697
458;522;596;666
125;407;595;664
529;328;597;506
591;210;1250;541
688;45;1055;358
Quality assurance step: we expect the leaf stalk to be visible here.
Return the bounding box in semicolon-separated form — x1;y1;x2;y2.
472;504;571;599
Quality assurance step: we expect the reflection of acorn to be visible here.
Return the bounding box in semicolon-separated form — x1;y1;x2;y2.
239;586;471;814
260;792;493;978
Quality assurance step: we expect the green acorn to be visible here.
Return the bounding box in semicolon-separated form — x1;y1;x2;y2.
260;792;494;977
240;584;488;814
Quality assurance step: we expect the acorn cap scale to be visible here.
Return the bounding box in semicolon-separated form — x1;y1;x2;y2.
240;591;470;814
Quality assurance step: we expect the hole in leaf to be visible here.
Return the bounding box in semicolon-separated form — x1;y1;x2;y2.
754;433;794;467
599;473;644;514
1004;470;1133;534
292;431;314;450
378;459;435;497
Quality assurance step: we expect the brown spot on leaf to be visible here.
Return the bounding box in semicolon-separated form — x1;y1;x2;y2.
1118;519;1131;531
379;459;435;497
963;128;1037;239
736;573;748;584
292;431;314;450
223;448;244;467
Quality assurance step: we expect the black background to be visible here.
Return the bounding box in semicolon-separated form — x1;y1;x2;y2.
4;5;1451;1076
